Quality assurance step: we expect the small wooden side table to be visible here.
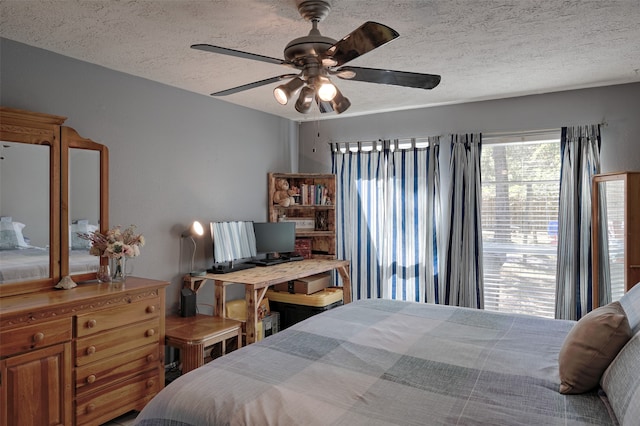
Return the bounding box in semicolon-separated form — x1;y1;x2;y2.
165;314;243;374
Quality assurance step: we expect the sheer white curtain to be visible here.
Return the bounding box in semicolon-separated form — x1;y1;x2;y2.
555;125;601;320
332;138;440;302
440;134;484;308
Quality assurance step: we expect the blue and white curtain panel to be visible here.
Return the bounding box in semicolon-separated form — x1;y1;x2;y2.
441;134;484;309
555;124;601;320
331;139;440;303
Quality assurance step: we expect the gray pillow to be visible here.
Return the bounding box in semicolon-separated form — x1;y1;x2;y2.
0;221;27;249
600;332;640;426
558;301;632;394
619;282;640;334
0;227;19;249
70;222;98;250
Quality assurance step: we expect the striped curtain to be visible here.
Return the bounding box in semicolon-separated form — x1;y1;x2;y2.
440;134;484;308
331;138;440;302
555;125;601;320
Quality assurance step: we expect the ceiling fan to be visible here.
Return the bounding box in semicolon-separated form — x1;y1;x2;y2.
191;0;441;115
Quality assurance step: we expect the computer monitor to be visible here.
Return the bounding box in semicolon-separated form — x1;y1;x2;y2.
210;221;257;265
253;222;296;259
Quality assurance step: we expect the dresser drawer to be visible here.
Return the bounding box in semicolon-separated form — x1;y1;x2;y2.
75;369;160;426
76;296;160;338
75;343;159;395
0;317;72;357
75;318;159;366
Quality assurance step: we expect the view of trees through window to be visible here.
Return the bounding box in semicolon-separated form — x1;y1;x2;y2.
481;138;561;318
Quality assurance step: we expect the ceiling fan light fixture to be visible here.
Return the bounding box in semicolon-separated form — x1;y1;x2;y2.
322;57;338;67
329;87;351;114
193;1;439;117
273;77;305;105
295;86;315;113
316;77;337;101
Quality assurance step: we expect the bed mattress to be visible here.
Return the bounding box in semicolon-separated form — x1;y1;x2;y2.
136;299;616;426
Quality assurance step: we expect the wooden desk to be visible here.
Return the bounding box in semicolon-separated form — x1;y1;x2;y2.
165;314;242;373
183;259;351;344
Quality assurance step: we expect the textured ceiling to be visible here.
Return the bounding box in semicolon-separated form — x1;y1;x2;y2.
1;0;639;122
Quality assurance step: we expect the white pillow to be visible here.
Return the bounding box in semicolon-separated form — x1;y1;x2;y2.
600;332;640;426
619;283;640;334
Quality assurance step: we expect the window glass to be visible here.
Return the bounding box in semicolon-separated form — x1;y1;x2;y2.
481;136;560;318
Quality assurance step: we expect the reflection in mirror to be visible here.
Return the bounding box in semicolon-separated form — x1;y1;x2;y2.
0;142;50;283
61;125;108;282
68;148;100;275
599;180;625;302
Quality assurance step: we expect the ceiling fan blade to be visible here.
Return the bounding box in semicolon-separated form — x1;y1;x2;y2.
324;22;399;67
335;66;441;90
191;44;294;67
211;74;298;96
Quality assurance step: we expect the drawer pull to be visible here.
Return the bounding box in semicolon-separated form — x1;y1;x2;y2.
86;374;96;384
32;332;45;343
87;319;97;328
147;354;155;362
146;305;156;314
86;345;96;355
146;379;155;388
86;403;96;413
146;329;155;337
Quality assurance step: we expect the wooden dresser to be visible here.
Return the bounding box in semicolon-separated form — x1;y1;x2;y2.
0;277;168;426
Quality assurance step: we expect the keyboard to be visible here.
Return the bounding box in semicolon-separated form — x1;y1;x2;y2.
207;262;256;274
249;253;305;267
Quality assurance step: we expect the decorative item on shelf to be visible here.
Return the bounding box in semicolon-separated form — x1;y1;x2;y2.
315;210;329;231
273;178;299;207
294;238;312;259
54;275;77;289
181;220;205;276
78;224;145;283
283;217;315;230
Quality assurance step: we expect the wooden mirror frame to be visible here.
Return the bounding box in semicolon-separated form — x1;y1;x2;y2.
61;126;109;282
0;107;62;296
0;106;109;297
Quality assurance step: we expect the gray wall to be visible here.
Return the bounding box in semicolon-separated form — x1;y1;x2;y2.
299;83;640;174
1;38;297;313
3;35;639;313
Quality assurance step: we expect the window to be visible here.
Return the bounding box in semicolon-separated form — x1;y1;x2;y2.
481;134;561;318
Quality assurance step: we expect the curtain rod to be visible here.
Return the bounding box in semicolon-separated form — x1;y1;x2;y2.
329;121;608;150
482;129;560;139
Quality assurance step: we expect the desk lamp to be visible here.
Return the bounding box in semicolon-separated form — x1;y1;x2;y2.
182;220;205;276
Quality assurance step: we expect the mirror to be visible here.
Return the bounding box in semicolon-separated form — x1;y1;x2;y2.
0;107;63;296
0;107;108;297
0;142;50;281
593;179;625;306
61;126;109;282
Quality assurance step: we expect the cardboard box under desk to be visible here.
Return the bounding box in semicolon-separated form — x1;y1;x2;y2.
266;288;343;329
273;272;331;294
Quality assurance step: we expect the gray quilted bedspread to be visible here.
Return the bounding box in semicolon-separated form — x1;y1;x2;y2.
136;299;616;426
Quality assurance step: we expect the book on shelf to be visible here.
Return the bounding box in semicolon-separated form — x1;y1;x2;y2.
297;183;330;206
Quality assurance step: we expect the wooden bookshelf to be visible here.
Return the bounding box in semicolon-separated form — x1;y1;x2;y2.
268;172;336;259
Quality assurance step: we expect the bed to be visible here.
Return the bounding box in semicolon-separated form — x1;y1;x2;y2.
0;248;98;283
136;290;640;426
0;220;99;283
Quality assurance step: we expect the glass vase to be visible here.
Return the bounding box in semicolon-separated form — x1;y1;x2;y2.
97;264;111;283
110;256;127;282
